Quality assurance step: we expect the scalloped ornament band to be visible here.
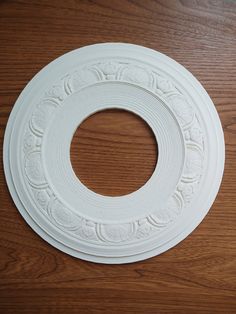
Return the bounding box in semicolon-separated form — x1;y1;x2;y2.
3;43;225;264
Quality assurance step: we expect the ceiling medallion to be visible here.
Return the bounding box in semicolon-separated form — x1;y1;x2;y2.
3;43;225;263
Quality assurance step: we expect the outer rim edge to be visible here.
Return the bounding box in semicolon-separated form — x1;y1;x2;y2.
3;43;225;264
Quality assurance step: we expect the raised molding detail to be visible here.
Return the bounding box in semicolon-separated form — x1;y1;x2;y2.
23;59;204;244
4;44;224;263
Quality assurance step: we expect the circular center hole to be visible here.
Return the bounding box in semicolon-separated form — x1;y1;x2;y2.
70;109;158;196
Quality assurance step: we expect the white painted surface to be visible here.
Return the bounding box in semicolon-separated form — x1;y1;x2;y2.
3;43;225;263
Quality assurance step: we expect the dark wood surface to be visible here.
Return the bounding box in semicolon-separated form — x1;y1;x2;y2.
0;0;236;313
71;109;158;196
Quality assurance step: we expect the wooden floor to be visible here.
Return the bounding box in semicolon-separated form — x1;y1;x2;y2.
0;0;236;313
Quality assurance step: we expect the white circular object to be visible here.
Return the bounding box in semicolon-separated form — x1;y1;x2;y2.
3;43;225;264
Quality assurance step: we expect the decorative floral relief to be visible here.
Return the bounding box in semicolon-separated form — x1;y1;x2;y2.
66;69;101;94
32;188;50;211
30;100;58;135
97;223;135;243
155;76;176;95
119;66;152;87
136;218;154;239
98;61;121;80
150;193;183;225
166;95;194;127
45;85;65;101
23;129;38;154
185;119;203;147
25;151;46;187
177;182;199;203
23;59;205;244
74;220;98;241
49;198;81;230
183;146;203;181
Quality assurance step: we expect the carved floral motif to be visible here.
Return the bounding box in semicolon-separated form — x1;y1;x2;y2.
98;61;120;80
31;100;57;135
183;146;203;180
98;223;135;243
32;188;50;211
25;152;46;187
136;218;153;239
70;69;100;92
120;66;152;87
167;95;194;127
75;220;98;241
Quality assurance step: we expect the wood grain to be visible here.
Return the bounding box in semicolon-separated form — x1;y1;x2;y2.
71;109;158;196
0;0;236;313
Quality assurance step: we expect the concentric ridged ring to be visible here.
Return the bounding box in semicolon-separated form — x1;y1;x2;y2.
3;43;224;264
